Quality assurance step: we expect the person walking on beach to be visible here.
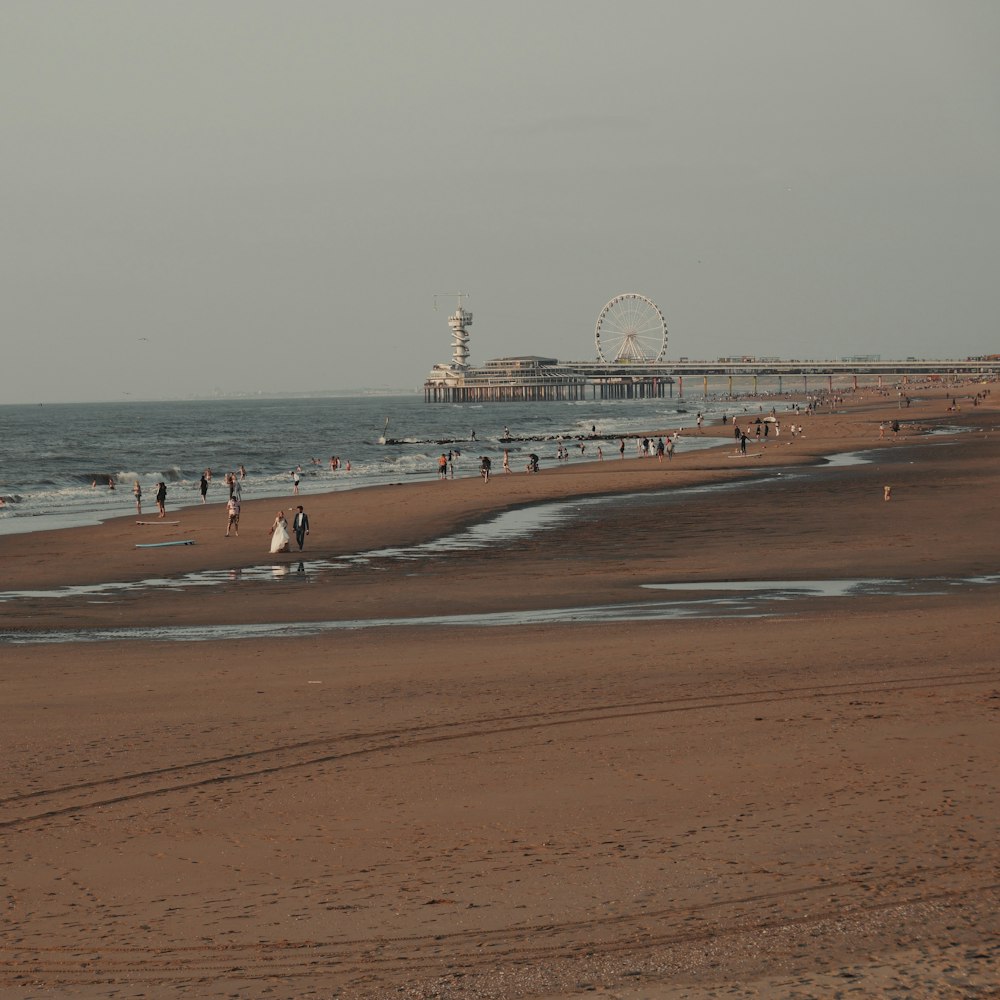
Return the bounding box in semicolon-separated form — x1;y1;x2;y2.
502;449;511;474
293;505;310;550
291;468;301;495
480;455;492;482
155;481;167;518
438;453;448;479
132;480;142;515
200;473;209;504
226;495;240;537
619;438;625;459
269;511;290;553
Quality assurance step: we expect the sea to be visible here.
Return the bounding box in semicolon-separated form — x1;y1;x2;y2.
0;390;790;537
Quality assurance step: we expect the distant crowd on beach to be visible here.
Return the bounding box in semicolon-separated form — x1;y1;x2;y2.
120;453;357;520
92;378;996;517
430;380;995;483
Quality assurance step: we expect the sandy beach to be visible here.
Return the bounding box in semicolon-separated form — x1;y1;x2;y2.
2;385;998;998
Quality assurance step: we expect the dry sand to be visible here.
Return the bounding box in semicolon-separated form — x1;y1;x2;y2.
2;385;998;998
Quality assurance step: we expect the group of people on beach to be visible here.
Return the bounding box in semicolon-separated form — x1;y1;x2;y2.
199;467;246;504
123;462;323;549
221;495;310;552
626;435;679;461
268;506;310;553
437;449;464;479
124;463;288;542
440;447;541;481
132;479;167;518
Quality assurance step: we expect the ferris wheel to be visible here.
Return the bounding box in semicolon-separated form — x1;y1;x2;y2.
594;293;668;363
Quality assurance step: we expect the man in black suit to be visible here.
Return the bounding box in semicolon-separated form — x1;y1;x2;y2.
293;505;310;550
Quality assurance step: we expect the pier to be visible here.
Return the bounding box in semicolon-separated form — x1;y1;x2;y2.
423;295;1000;403
424;357;675;403
425;356;1000;405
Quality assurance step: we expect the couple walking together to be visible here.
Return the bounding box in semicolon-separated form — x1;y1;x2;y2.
269;505;310;554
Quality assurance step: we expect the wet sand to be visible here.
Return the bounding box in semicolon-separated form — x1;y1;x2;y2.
2;385;998;997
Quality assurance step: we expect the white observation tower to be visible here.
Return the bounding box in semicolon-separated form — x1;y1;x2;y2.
435;292;472;370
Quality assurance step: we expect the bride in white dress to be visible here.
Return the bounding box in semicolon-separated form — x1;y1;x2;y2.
269;511;290;553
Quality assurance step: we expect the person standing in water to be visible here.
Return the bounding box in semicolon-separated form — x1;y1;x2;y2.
132;480;142;514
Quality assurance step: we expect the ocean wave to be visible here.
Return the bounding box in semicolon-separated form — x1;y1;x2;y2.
70;472;118;485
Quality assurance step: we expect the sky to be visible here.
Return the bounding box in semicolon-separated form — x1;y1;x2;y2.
3;1;999;403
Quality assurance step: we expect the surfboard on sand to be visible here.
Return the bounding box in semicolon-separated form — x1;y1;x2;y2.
136;520;180;525
135;539;195;548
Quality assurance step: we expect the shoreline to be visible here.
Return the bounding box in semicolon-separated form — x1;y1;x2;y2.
0;380;974;542
0;388;983;597
3;384;999;998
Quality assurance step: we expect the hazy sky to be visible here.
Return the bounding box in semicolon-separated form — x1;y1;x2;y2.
4;1;999;403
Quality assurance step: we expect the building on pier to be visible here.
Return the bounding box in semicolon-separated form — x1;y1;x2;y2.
425;355;676;403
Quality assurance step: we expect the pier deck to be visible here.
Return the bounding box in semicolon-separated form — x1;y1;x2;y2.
424;357;1000;403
